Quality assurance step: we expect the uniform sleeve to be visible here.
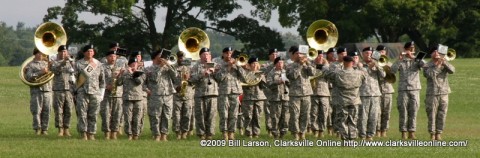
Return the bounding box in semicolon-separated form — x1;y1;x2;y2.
286;63;301;80
25;63;38;81
98;66;106;89
390;60;400;74
443;62;455;74
167;65;178;84
189;66;203;84
214;63;228;82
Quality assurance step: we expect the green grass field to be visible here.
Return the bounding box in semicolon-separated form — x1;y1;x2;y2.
0;59;479;157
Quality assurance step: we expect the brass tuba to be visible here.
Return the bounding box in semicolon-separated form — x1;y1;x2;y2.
178;27;210;61
232;50;249;66
308;48;318;60
446;48;456;61
306;19;338;52
19;22;67;86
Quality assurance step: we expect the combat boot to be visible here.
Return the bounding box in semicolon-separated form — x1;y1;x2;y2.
401;131;407;140
161;134;168;141
64;128;71;137
293;133;300;140
176;132;182;140
430;133;436;140
222;132;229;140
375;130;381;137
105;132;111;140
188;130;194;136
268;131;273;137
58;128;64;137
312;131;318;137
181;132;188;139
111;132;117;140
35;129;41;135
82;132;88;140
132;135;139;140
41;130;48;135
199;135;206;140
228;132;235;140
317;131;324;138
366;137;373;141
88;134;95;140
408;132;416;140
435;133;442;140
300;133;306;140
327;127;333;136
206;135;213;140
239;128;244;136
128;135;133;140
381;131;387;137
154;135;161;141
307;127;312;134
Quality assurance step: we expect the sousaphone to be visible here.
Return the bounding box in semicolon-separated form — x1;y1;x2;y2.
19;22;67;86
306;19;338;52
178;27;210;61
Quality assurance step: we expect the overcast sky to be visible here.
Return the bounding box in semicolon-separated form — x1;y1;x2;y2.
0;0;298;35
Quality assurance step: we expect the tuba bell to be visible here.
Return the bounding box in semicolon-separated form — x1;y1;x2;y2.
306;19;338;52
20;22;67;86
308;48;318;60
446;48;456;61
178;27;210;61
232;50;249;66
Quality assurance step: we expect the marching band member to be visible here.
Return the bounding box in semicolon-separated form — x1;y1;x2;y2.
309;50;331;138
286;46;315;140
172;51;194;140
241;56;267;138
423;45;455;140
266;57;289;139
391;41;425;140
26;48;53;135
376;45;394;137
189;47;219;140
261;48;278;137
75;44;105;140
328;47;347;137
100;50;123;140
214;47;247;140
145;50;177;141
358;47;385;141
51;45;75;137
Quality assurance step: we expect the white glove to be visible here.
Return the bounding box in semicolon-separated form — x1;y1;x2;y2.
69;74;76;85
281;73;289;82
99;88;105;99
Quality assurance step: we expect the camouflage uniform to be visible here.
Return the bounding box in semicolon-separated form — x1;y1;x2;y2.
310;64;330;133
75;58;105;135
266;69;289;136
286;62;315;134
189;62;219;137
118;70;145;136
391;58;425;132
100;62;123;133
136;62;147;134
51;59;75;130
145;64;177;136
328;62;344;133
423;61;455;134
241;71;267;136
358;63;385;138
324;67;365;140
26;60;53;132
172;64;194;133
377;66;395;132
214;60;246;133
261;61;275;132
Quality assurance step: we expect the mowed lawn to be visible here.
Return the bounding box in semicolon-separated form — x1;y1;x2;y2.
0;59;478;158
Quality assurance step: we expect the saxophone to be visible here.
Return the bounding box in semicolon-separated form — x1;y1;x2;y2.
110;62;119;96
180;67;189;97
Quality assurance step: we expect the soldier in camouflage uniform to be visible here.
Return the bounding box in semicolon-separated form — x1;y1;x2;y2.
51;45;75;137
172;51;194;140
390;41;425;139
241;57;267;138
214;47;247;140
145;50;177;141
260;48;278;136
375;45;394;137
25;48;53;135
266;57;290;138
310;51;331;138
324;55;365;140
358;47;385;140
100;50;124;140
189;48;219;140
328;47;347;137
130;51;147;135
286;46;315;140
423;45;455;140
75;45;106;140
118;57;146;140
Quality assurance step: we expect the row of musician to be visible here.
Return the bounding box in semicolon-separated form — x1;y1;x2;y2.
24;40;455;141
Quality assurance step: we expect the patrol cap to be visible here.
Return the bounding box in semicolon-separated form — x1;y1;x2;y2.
82;44;94;53
109;42;119;49
222;47;233;53
58;45;68;52
248;56;259;64
327;47;337;54
348;51;359;57
128;57;137;65
289;46;299;54
362;47;373;52
404;41;415;48
33;48;41;55
151;50;161;60
343;56;354;62
273;57;283;65
268;48;278;55
131;51;141;56
376;45;386;51
429;45;438;53
105;50;116;56
337;47;347;54
160;50;171;59
317;50;325;54
199;47;210;55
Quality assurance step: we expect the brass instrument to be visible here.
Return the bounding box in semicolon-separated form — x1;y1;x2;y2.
179;69;189;97
383;65;396;83
167;55;178;65
372;50;389;67
20;22;67;86
306;20;338;52
308;48;318;60
446;48;456;61
178;27;210;61
241;71;263;87
232;50;249;66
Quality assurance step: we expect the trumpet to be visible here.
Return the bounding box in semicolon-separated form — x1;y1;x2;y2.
167;55;177;65
445;48;456;61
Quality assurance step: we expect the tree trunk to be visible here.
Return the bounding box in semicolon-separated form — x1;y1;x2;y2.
161;1;177;49
144;0;159;51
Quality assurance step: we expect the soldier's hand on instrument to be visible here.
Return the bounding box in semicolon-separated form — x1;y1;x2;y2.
42;67;49;74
